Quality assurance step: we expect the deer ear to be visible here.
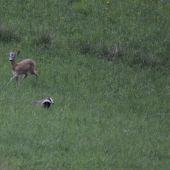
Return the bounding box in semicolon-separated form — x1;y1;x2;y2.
16;51;20;55
9;49;12;53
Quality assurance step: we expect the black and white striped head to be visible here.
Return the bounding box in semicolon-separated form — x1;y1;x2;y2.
45;98;54;104
42;98;54;108
9;49;20;62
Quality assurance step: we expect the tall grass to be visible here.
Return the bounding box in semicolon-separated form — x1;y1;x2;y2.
0;0;170;169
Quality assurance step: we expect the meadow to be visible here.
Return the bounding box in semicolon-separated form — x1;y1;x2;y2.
0;0;170;169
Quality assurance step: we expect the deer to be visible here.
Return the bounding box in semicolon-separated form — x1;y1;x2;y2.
8;49;38;85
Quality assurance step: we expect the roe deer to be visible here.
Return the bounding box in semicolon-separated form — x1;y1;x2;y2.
30;98;54;108
8;49;38;85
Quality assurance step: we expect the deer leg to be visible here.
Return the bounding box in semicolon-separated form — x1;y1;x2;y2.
16;77;19;85
34;71;39;83
20;73;28;83
31;71;39;83
8;75;18;85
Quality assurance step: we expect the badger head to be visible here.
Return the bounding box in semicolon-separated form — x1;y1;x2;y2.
42;98;54;108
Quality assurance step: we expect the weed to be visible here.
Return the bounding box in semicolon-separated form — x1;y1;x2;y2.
0;25;20;43
32;27;52;47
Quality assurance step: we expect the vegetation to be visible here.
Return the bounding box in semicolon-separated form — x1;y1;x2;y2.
0;0;170;169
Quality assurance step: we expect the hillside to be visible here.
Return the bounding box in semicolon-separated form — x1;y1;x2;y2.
0;0;170;169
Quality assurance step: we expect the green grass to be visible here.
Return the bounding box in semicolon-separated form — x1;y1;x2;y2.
0;0;170;169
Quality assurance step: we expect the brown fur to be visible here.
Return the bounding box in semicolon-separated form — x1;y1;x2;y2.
8;49;39;85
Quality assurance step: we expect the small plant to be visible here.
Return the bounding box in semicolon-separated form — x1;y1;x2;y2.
101;42;122;61
32;27;52;47
79;39;92;54
0;25;20;43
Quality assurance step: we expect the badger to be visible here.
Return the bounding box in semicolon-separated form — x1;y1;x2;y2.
30;98;54;108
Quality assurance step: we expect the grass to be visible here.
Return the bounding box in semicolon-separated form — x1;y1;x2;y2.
0;0;170;169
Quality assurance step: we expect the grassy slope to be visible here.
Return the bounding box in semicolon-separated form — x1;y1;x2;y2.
0;0;170;169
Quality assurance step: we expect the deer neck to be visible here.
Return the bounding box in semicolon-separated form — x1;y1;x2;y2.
10;60;17;71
